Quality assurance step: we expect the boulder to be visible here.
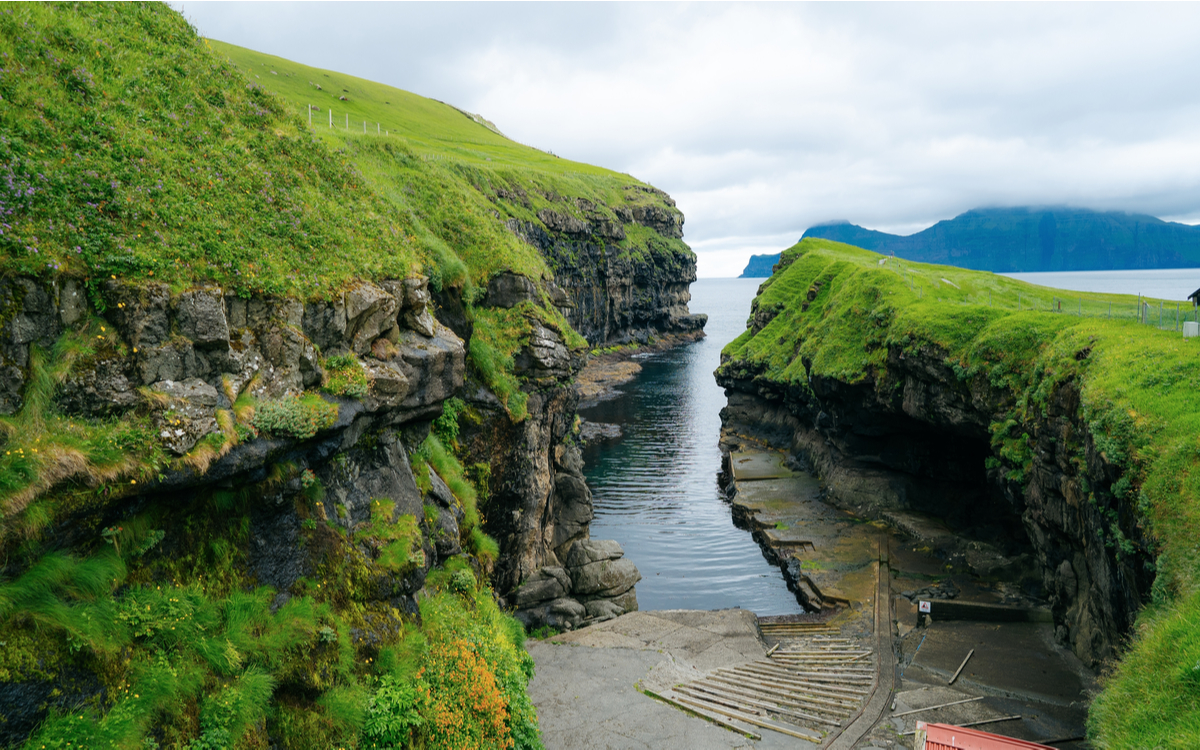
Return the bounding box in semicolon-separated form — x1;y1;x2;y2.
484;272;539;309
584;598;625;621
149;378;220;455
515;322;573;379
564;538;624;569
176;288;229;346
569;556;641;598
396;324;465;413
513;566;571;608
402;278;436;338
345;282;399;354
552;473;593;549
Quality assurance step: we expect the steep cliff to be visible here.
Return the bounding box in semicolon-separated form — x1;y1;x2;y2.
716;238;1200;744
0;5;697;747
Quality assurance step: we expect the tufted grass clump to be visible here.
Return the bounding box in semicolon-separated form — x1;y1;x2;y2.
322;353;370;399
0;326;166;526
252;393;338;440
355;499;423;572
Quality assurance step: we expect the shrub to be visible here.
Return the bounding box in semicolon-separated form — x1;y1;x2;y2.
355;500;423;572
252;394;338;440
323;354;371;399
432;397;467;446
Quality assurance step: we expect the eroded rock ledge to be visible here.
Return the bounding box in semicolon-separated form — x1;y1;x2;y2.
718;343;1151;668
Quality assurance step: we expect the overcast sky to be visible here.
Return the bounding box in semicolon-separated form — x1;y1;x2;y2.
174;2;1200;277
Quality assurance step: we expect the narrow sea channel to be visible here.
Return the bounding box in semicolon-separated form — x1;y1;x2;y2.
579;278;802;615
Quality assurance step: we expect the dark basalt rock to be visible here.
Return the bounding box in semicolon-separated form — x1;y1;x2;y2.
719;342;1152;668
484;271;539;309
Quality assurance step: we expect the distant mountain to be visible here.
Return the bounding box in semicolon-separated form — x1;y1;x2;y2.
739;253;782;277
801;207;1200;273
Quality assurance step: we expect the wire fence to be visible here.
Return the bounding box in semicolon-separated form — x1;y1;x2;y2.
887;259;1200;333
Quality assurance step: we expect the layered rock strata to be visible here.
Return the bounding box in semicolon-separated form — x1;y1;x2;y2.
718;342;1151;668
504;187;707;347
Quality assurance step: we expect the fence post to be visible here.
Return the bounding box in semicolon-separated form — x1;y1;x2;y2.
346;113;349;130
1160;301;1164;329
1078;298;1081;316
329;109;332;128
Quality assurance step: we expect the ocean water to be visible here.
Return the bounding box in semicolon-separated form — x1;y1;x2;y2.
579;278;801;615
1002;268;1200;301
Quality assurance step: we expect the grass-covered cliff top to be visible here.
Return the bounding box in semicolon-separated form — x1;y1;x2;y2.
0;3;688;303
209;39;693;278
720;238;1200;746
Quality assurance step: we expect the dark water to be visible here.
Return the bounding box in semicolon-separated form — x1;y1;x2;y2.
580;278;801;615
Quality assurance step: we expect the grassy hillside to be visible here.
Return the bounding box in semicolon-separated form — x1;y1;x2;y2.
208;41;615;177
209;39;691;273
0;4;680;748
721;238;1200;746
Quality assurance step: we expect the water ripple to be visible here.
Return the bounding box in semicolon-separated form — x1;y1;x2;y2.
580;279;801;616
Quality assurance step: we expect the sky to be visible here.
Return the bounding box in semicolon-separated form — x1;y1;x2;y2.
174;2;1200;277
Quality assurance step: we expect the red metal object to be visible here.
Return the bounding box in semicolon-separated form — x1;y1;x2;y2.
915;722;1057;750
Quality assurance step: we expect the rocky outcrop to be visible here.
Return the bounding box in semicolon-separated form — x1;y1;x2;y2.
718;343;1151;668
451;310;640;630
503;189;706;347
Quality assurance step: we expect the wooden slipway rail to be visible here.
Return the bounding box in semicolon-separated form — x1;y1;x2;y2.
656;540;895;745
824;541;895;749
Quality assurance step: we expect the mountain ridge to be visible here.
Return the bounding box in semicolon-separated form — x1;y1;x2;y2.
740;206;1200;277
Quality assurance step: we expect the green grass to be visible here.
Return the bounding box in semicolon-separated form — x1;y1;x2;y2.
720;238;1200;746
209;38;696;282
0;3;427;298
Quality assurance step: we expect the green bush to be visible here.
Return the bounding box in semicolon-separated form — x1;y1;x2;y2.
323;354;371;399
252;394;338;440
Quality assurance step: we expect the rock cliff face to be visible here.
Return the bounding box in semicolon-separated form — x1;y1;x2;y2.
0;268;642;639
504;186;706;347
718;342;1151;668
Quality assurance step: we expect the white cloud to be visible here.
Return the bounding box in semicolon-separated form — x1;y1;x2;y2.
175;2;1200;276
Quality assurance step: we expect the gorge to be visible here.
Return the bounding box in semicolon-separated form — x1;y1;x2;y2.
0;4;1193;749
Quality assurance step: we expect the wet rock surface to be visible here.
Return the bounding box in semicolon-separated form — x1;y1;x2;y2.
718;340;1150;669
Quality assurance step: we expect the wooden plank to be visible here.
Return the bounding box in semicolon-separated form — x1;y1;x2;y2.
706;675;854;715
657;691;762;740
683;682;841;727
730;663;871;698
725;664;872;687
711;670;869;703
709;674;856;714
669;693;824;743
772;648;868;652
949;648;975;685
734;662;872;690
673;685;765;715
890;695;984;718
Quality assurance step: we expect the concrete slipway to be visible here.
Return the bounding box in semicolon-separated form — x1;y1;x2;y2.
528;448;1094;749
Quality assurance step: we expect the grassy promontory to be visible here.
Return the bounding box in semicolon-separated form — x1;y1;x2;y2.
720;238;1200;746
0;4;693;748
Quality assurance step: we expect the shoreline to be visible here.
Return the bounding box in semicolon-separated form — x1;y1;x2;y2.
575;330;705;408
